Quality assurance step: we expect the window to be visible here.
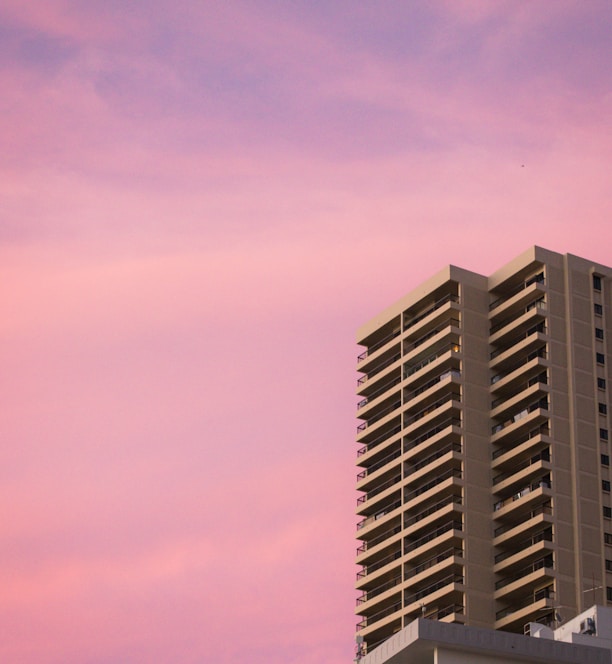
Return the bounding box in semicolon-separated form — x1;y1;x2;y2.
606;533;612;545
605;506;612;519
596;328;605;340
601;403;608;415
608;560;612;571
595;303;604;316
594;275;602;291
602;454;610;466
608;587;612;601
597;353;606;365
602;429;609;441
604;480;611;492
600;378;607;390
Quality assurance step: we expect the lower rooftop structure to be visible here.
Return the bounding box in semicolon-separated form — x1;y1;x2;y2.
357;606;612;664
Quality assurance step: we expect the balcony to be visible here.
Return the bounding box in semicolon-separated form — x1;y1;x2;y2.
357;424;402;459
495;554;553;592
404;319;461;356
358;325;401;364
357;399;401;434
356;574;402;606
357;498;402;531
357;351;401;387
495;586;554;631
493;477;551;514
404;496;463;531
404;370;461;407
358;373;402;409
493;503;552;544
404;519;463;555
489;325;547;372
356;546;402;583
490;399;549;445
404;293;460;332
494;528;553;570
405;546;463;579
357;445;402;485
404;417;462;456
489;272;545;316
404;342;461;382
492;449;550;493
357;523;402;558
490;347;547;393
405;572;464;606
357;471;401;503
489;300;546;346
492;427;549;465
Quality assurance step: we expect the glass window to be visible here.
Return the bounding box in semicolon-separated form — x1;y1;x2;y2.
596;328;605;340
601;404;608;415
602;454;610;466
600;378;607;390
594;275;602;291
604;480;611;492
605;506;612;519
595;303;603;315
602;429;609;441
597;353;606;365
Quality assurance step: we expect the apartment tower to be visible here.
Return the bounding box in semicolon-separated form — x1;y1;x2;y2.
355;247;612;653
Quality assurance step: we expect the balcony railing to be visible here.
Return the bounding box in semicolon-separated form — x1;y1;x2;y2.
492;425;549;460
489;273;545;312
405;495;462;528
490;322;546;360
405;393;461;428
494;526;553;563
356;598;402;629
404;519;463;553
357;524;402;555
492;398;549;434
493;478;551;512
490;298;546;335
405;469;463;504
357;474;401;506
358;328;401;363
357;424;402;457
358;400;401;433
492;449;550;485
496;586;554;620
357;498;402;530
406;370;461;402
356;575;402;605
404;417;461;453
358;375;402;409
405;573;464;605
358;352;401;386
409;318;460;352
405;546;463;578
495;555;553;590
491;372;547;409
494;504;552;538
357;448;401;481
356;547;402;580
404;294;460;330
491;348;547;385
404;342;461;380
409;442;462;474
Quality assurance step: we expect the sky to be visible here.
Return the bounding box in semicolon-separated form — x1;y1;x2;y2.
0;1;611;662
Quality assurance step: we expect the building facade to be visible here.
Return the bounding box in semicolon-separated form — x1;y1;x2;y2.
355;248;612;653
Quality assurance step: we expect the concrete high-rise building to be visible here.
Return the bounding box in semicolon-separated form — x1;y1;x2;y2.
355;247;612;654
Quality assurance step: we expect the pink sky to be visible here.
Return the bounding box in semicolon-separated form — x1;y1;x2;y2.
1;2;611;662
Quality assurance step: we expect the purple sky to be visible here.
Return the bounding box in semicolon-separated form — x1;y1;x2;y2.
1;2;611;662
